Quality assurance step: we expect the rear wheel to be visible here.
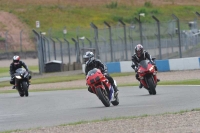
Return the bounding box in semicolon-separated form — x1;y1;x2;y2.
96;88;110;107
147;76;156;95
22;81;29;97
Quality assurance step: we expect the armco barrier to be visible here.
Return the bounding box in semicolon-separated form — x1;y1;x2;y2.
82;57;200;74
106;62;121;73
155;60;170;72
120;61;134;72
199;58;200;67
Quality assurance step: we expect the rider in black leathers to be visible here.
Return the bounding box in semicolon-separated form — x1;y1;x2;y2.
9;55;31;89
131;44;160;88
83;51;118;96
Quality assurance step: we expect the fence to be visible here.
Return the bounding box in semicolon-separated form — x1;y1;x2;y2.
1;12;200;74
0;29;37;59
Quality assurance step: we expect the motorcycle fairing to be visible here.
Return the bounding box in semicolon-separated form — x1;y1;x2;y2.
86;68;110;94
138;60;157;89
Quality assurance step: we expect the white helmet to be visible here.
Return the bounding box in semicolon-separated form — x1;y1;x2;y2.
135;44;144;57
13;55;20;65
83;51;94;65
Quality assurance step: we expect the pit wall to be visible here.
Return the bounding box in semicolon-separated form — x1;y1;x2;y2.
82;57;200;73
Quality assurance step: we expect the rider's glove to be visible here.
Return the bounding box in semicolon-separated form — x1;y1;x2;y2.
103;73;107;76
151;61;155;65
131;64;135;69
134;67;138;72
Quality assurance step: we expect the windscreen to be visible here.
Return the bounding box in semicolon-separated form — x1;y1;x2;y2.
15;68;26;74
139;60;149;69
87;68;97;77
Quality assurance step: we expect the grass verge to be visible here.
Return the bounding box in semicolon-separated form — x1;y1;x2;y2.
0;66;39;77
0;79;200;94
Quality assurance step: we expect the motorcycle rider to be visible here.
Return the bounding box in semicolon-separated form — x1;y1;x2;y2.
131;44;160;89
83;51;119;97
9;55;31;89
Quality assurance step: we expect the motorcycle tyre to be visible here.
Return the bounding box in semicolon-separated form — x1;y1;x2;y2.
96;88;110;107
20;93;24;97
22;81;29;97
16;84;24;97
148;91;153;95
147;76;156;95
18;90;24;97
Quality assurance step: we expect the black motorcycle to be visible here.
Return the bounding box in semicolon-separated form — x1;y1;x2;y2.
14;68;30;97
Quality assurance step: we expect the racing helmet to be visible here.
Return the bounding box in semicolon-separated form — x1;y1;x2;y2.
13;55;20;65
83;51;94;65
135;44;144;57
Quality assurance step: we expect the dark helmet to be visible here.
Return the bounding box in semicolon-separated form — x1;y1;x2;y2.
135;44;144;57
13;55;20;65
83;51;94;65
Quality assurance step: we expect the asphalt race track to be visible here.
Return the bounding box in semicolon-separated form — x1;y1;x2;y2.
0;86;200;132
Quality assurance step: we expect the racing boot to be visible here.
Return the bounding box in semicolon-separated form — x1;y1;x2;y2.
139;82;143;89
12;85;16;89
28;80;31;85
157;79;160;82
112;84;119;98
28;75;31;85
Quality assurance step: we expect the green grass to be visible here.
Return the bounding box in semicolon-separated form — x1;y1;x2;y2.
0;86;86;94
32;74;85;84
116;79;200;88
29;66;39;72
0;67;9;74
0;66;39;77
110;72;134;77
0;67;9;77
158;79;200;85
0;1;199;40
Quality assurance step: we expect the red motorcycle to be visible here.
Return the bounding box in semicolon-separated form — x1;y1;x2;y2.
86;68;119;107
137;59;158;95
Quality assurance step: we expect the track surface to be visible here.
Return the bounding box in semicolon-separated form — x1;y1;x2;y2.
0;86;200;132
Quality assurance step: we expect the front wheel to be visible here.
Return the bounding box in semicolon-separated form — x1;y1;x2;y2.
20;93;24;97
148;90;153;95
96;88;110;107
16;84;24;97
146;76;156;95
22;81;29;97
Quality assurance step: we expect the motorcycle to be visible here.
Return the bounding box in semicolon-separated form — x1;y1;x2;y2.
137;58;158;95
86;68;119;107
13;68;30;97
